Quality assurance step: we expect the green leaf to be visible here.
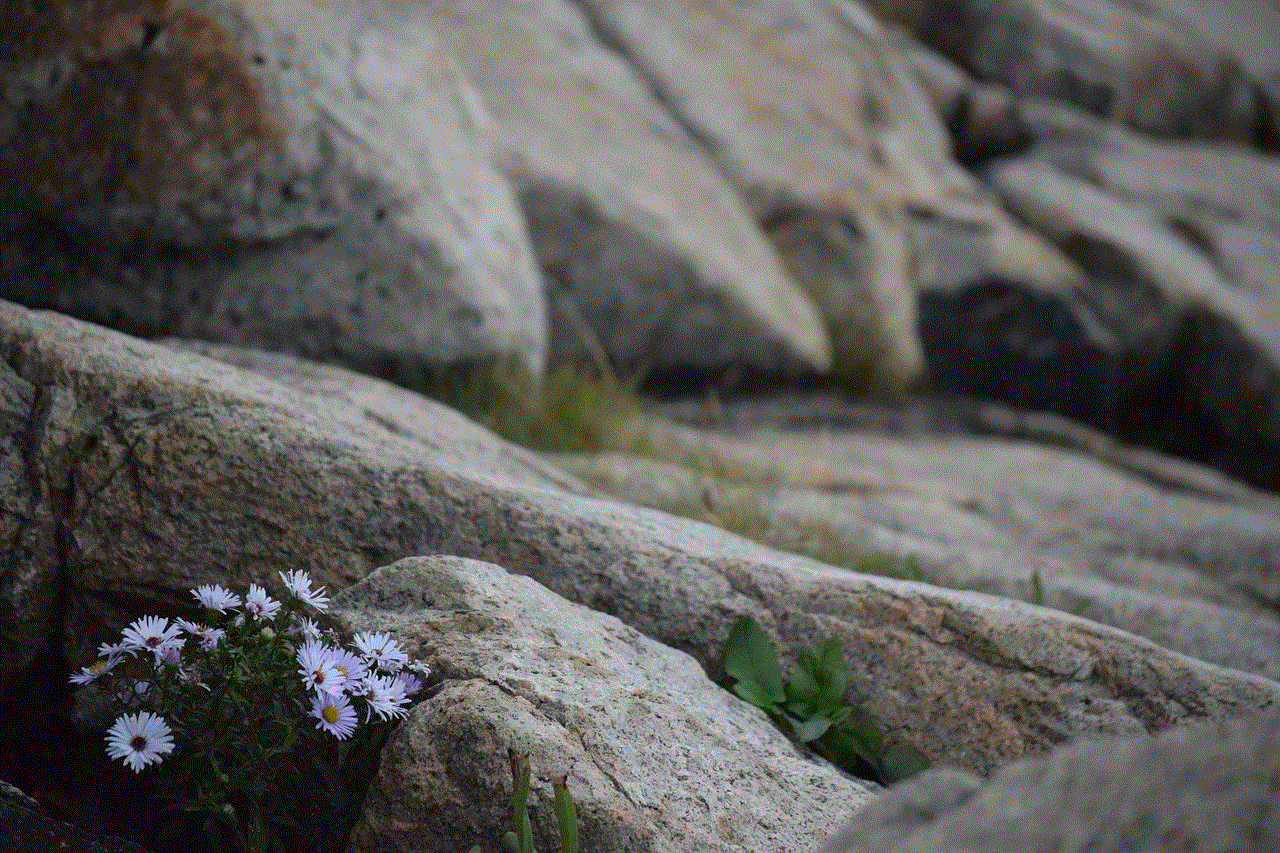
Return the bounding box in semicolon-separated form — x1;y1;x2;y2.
787;638;847;717
732;679;785;710
553;776;579;853
844;720;883;751
793;715;834;743
508;751;535;853
880;744;931;783
1030;571;1044;606
723;616;785;709
812;724;880;778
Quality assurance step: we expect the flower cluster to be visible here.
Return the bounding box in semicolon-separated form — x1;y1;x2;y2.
70;570;428;776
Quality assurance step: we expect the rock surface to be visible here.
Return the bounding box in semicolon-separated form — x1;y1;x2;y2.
330;555;874;853
579;0;1077;391
883;0;1275;145
820;707;1280;853
417;0;833;377
0;780;152;853
0;0;547;376
619;393;1280;682
977;101;1280;487
3;302;1278;782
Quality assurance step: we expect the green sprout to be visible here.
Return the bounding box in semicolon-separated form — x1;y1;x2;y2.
468;750;580;853
723;616;930;785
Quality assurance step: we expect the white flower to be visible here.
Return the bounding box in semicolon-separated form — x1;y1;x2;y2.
175;619;224;651
104;711;174;772
395;669;425;697
120;616;183;661
69;655;121;685
296;638;346;696
98;640;132;660
191;584;240;613
243;584;281;620
311;693;357;739
291;616;322;640
355;674;410;722
328;647;368;685
156;645;184;668
278;570;329;611
351;631;409;670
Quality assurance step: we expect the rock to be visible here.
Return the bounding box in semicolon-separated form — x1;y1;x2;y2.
3;301;1278;777
418;0;833;378
329;555;874;853
0;780;153;853
979;102;1280;487
889;29;1032;165
578;0;1077;391
0;0;547;377
573;394;1280;683
820;708;1280;853
882;0;1271;145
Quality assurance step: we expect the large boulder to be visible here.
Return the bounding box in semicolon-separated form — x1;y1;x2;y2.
605;394;1280;683
0;780;152;853
978;101;1280;487
577;0;1077;391
3;301;1278;780
820;707;1280;853
877;0;1275;146
0;0;547;376
417;0;833;379
329;555;874;853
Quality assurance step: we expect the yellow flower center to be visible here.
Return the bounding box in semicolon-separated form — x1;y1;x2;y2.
322;704;340;724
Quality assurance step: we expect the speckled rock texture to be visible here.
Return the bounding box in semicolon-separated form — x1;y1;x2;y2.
329;555;874;853
0;0;547;376
820;708;1280;853
2;302;1277;781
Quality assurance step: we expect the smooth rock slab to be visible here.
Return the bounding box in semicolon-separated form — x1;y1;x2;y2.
821;708;1280;853
890;0;1268;144
579;0;1077;390
577;404;1280;682
3;302;1278;775
330;555;873;853
1;0;547;376
416;0;833;377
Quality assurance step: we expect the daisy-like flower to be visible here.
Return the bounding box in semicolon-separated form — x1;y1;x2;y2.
191;584;240;613
175;619;225;651
351;631;409;671
98;639;132;660
395;669;425;697
355;673;410;722
120;616;183;661
123;680;151;708
69;654;122;685
311;692;357;739
328;647;369;685
290;616;322;640
296;638;346;696
104;711;174;772
243;584;281;620
278;570;330;611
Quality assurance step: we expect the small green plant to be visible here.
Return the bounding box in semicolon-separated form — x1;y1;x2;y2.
722;616;929;785
1030;571;1044;606
403;356;644;454
467;750;580;853
69;572;428;853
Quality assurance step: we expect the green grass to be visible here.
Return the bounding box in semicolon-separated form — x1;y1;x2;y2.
405;357;931;584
